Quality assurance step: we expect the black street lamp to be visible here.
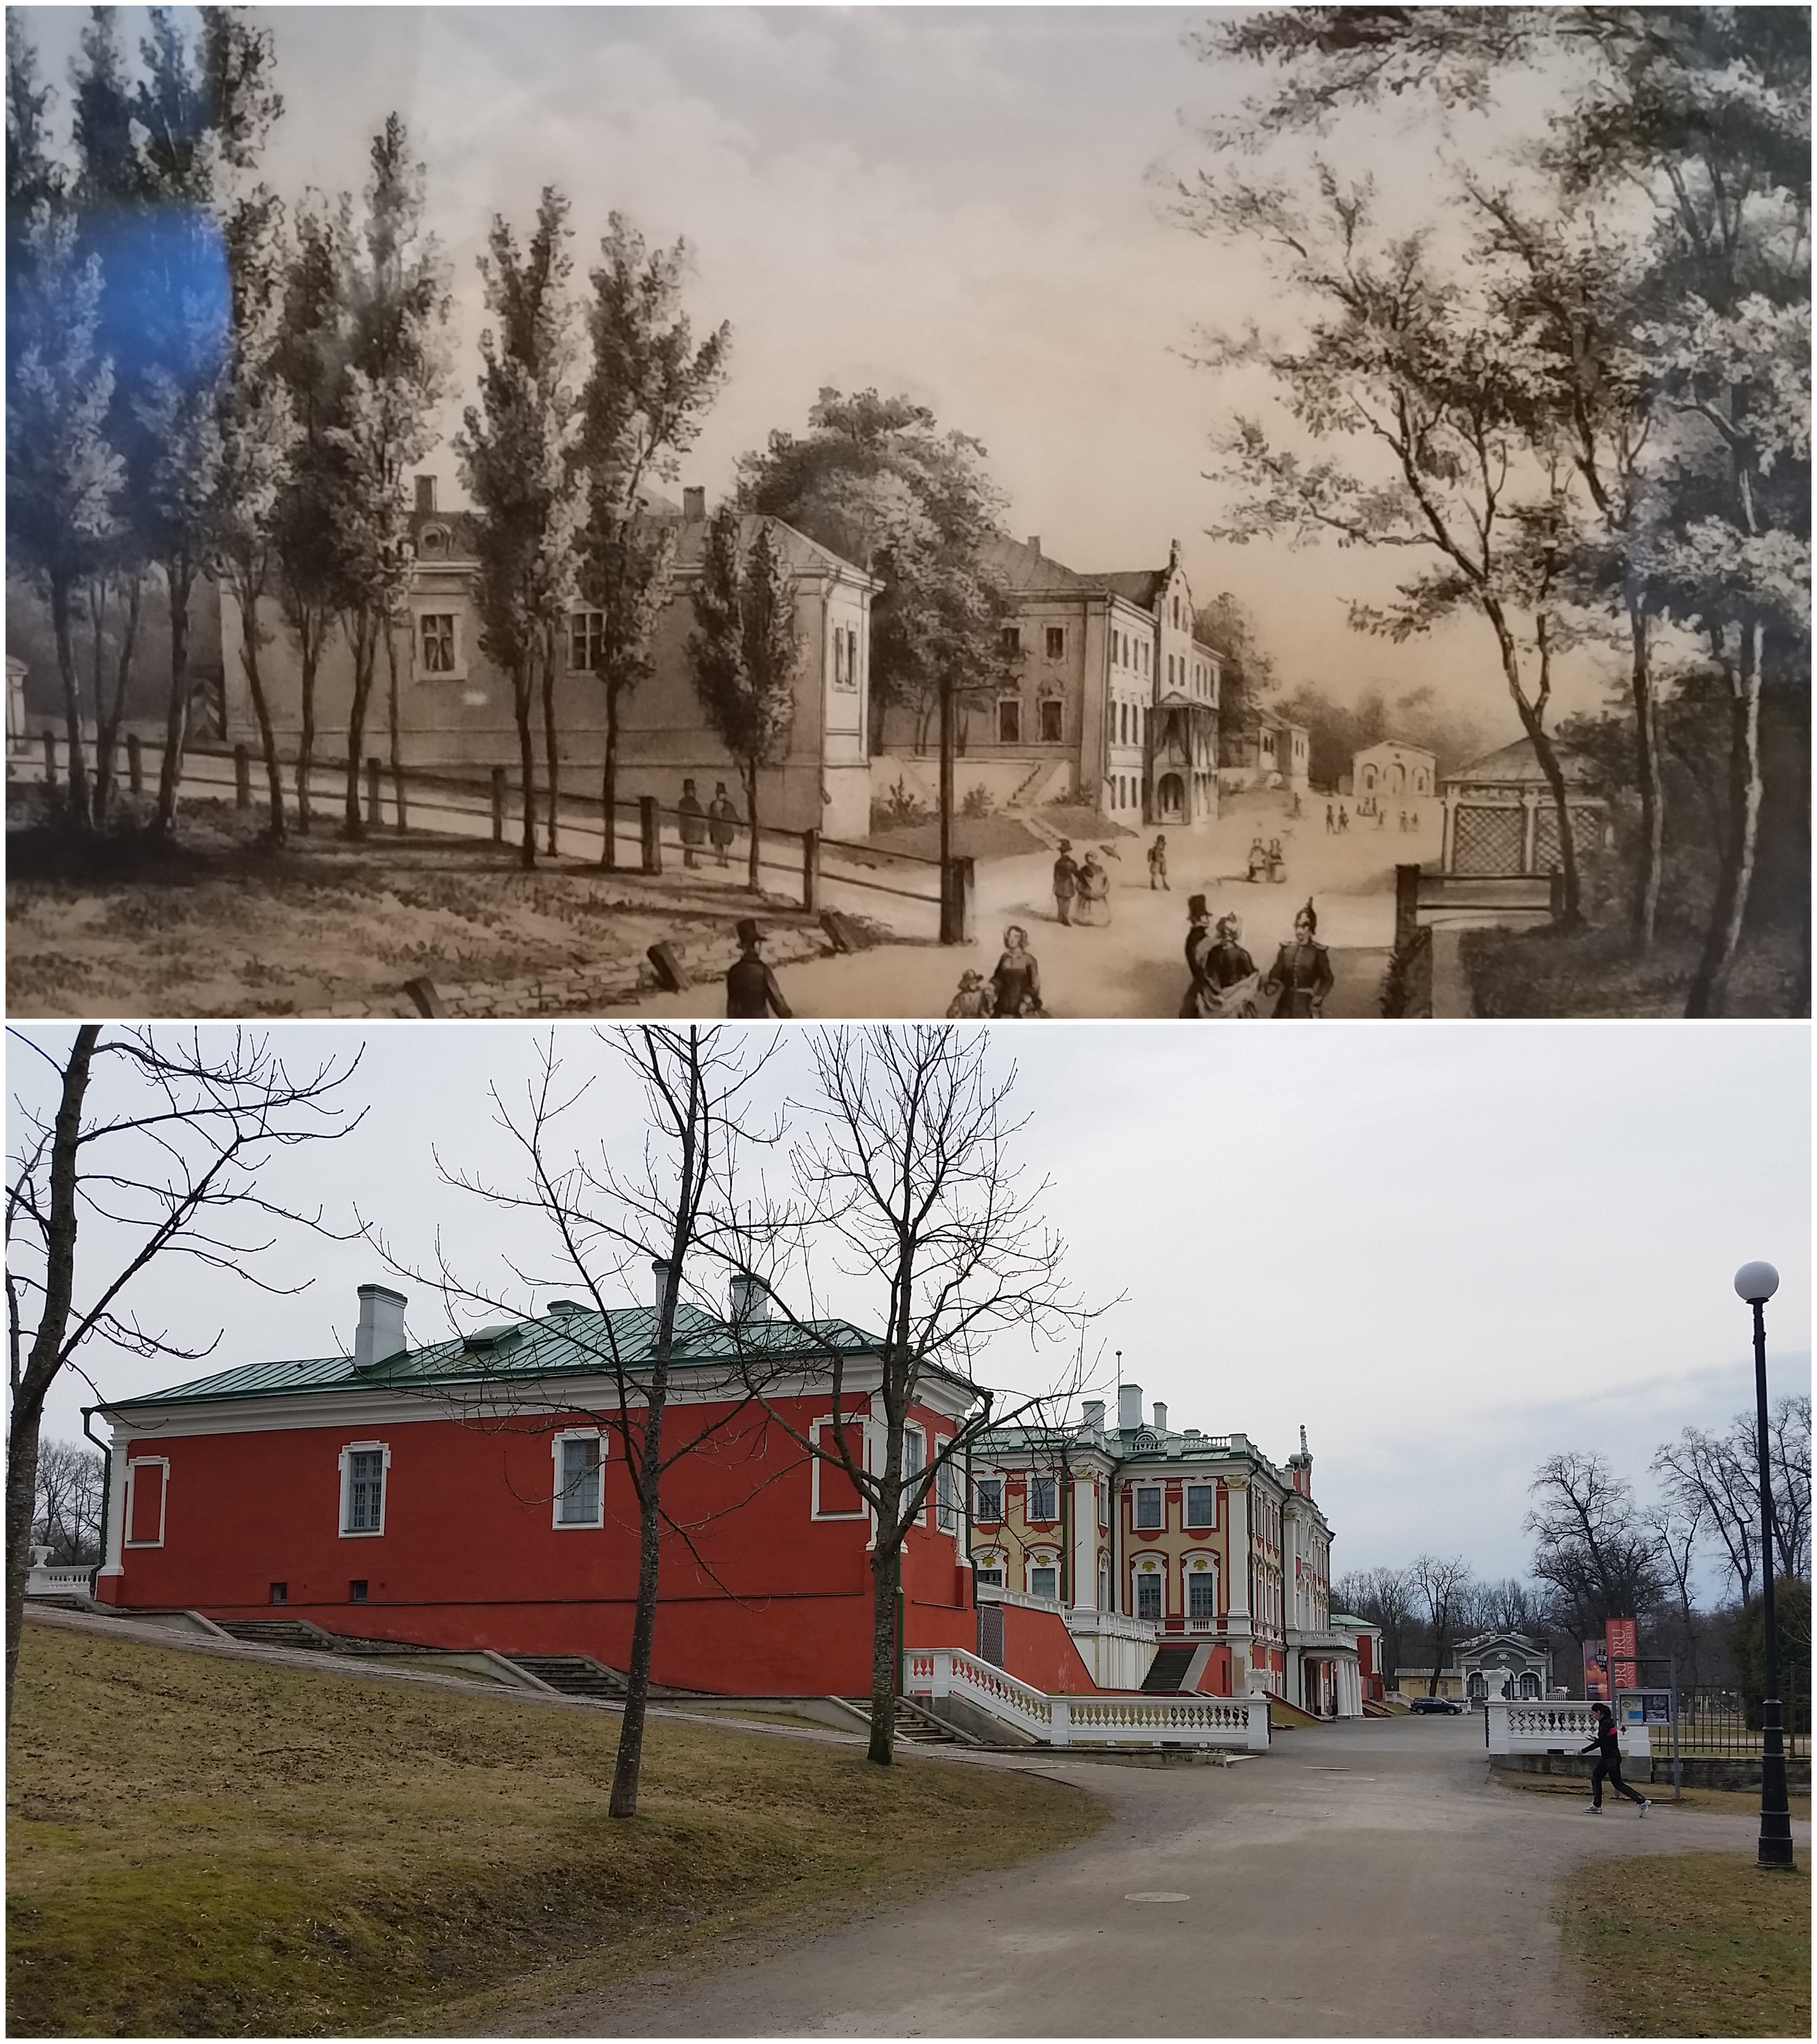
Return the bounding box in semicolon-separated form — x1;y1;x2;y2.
1733;1260;1795;1871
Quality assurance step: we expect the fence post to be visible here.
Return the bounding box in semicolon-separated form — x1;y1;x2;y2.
639;795;662;874
393;762;409;834
365;756;382;829
126;732;143;797
1548;869;1567;921
801;828;820;913
233;744;251;809
490;766;506;844
41;730;56;788
1394;863;1421;951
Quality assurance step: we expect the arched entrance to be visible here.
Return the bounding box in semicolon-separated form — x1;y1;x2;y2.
1157;772;1186;822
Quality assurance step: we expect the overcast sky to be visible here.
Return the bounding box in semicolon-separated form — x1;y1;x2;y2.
11;1020;1809;1596
16;3;1623;735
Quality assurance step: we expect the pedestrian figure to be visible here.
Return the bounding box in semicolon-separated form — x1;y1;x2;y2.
677;778;706;869
1338;805;1349;833
1410;808;1420;831
1148;834;1169;890
1377;807;1386;828
990;925;1044;1016
708;782;739;868
1247;836;1269;882
1290;790;1303;819
1052;841;1079;926
1179;895;1214;1016
1077;851;1109;925
1398;809;1408;833
1579;1703;1651;1815
1263;900;1334;1019
946;969;992;1018
1267;837;1285;882
725;919;792;1019
1324;803;1335;834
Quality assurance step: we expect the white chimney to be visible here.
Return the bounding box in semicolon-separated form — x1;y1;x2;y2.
1118;1383;1142;1432
1152;1401;1168;1434
651;1259;672;1309
1082;1399;1104;1431
682;485;706;522
728;1274;770;1323
354;1284;407;1370
414;474;436;513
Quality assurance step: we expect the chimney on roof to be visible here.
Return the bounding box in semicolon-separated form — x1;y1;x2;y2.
354;1284;407;1370
1117;1383;1142;1432
683;486;706;523
651;1259;672;1309
415;474;436;514
728;1274;770;1324
1027;535;1041;554
1152;1401;1168;1434
546;1299;584;1318
1082;1399;1105;1432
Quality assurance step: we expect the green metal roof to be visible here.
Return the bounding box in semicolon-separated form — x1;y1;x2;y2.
105;1304;884;1413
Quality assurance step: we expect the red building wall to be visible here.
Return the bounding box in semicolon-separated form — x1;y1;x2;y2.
995;1603;1099;1693
101;1392;972;1697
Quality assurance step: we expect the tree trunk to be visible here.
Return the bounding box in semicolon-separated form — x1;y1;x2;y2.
514;660;538;871
94;573;143;828
47;575;92;829
744;760;760;893
541;632;561;858
6;1026;100;1726
1686;622;1765;1018
86;578;112;822
1510;691;1581;926
608;1286;674;1821
343;612;374;839
937;672;959;942
385;616;407;834
240;592;287;845
867;1525;902;1767
297;630;318;836
1627;600;1663;949
154;556;193;834
599;677;620;870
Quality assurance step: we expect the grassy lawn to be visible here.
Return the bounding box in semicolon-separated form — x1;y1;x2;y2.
5;797;844;1018
8;1623;1103;2038
1493;1771;1813;1822
1560;1851;1809;2037
1462;921;1804;1019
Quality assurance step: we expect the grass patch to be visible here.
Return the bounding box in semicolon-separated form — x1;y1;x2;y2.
1559;1851;1809;2037
8;1623;1103;2037
1493;1770;1812;1820
1461;921;1804;1019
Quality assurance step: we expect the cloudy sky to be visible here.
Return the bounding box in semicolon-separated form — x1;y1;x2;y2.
16;4;1621;736
12;1019;1809;1594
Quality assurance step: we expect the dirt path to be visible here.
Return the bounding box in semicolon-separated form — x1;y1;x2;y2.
506;1713;1787;2039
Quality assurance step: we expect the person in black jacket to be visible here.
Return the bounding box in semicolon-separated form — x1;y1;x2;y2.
725;920;792;1019
1579;1702;1651;1814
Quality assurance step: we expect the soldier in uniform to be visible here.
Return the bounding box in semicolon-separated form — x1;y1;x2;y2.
725;920;792;1019
1263;900;1334;1018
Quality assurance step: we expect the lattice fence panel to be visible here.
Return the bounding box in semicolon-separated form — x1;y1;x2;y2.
1452;805;1524;874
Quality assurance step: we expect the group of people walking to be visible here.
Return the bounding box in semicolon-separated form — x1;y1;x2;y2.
677;779;740;869
1181;896;1333;1019
1050;841;1112;926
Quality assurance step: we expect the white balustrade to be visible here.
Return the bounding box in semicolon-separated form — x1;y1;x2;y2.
25;1564;94;1598
906;1647;1270;1750
1486;1697;1599;1756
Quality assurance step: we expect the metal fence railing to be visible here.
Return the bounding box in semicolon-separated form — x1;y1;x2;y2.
1677;1681;1809;1760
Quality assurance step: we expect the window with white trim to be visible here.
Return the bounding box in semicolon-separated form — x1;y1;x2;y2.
553;1431;604;1528
975;1549;1005;1588
974;1476;1003;1523
339;1441;390;1536
1134;1485;1163;1531
1135;1559;1163;1620
569;610;606;673
1028;1551;1059;1600
996;696;1022;744
901;1424;926;1521
1185;1482;1215;1529
124;1457;169;1547
936;1453;960;1533
418;612;459;676
1097;1483;1108;1530
1187;1556;1218;1621
1044;625;1065;661
1028;1474;1058;1523
811;1417;868;1519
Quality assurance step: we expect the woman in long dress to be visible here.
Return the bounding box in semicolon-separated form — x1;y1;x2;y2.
989;925;1043;1016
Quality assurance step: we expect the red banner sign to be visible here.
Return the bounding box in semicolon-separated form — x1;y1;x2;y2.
1606;1617;1637;1696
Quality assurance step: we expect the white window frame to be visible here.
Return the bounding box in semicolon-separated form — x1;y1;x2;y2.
551;1428;606;1530
1044;624;1065;662
935;1448;961;1534
1026;1550;1060;1601
415;608;464;681
811;1414;870;1521
1027;1473;1058;1525
123;1456;170;1549
338;1439;392;1538
900;1422;929;1525
974;1475;1004;1524
568;608;606;675
1185;1553;1220;1623
1133;1484;1163;1531
996;695;1022;745
1133;1557;1164;1620
1184;1481;1217;1531
974;1548;1006;1589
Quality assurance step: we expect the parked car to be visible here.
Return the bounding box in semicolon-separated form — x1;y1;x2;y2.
1408;1696;1464;1715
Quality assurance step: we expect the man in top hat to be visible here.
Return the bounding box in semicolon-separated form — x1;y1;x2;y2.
1147;834;1169;890
677;778;706;868
1262;899;1334;1018
1051;841;1079;925
725;919;792;1019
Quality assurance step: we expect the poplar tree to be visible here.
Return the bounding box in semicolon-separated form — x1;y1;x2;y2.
330;115;449;839
576;215;728;866
457;187;581;868
687;508;801;892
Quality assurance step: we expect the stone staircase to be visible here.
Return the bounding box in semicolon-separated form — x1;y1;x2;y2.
1140;1646;1198;1693
835;1693;981;1746
214;1618;439;1657
504;1654;634;1701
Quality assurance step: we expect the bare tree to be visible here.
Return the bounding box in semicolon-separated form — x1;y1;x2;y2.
1525;1452;1664;1652
1641;1496;1704;1679
1332;1562;1415;1684
1653;1422;1765;1605
30;1438;104;1564
1766;1394;1811;1584
1408;1554;1474;1697
5;1026;362;1722
376;1025;782;1820
716;1026;1098;1765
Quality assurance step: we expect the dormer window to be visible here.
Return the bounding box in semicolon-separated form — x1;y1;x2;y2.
419;524;449;558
